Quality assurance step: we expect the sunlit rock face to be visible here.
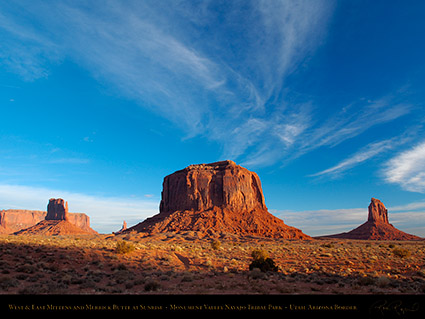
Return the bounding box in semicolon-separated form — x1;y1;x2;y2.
126;160;311;239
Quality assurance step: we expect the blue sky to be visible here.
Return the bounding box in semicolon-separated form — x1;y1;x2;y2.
1;0;425;235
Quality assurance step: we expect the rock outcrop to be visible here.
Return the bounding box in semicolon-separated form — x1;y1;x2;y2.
12;198;97;235
126;160;310;239
46;198;69;221
323;198;422;240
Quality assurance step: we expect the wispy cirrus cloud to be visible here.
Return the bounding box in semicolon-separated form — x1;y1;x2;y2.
0;1;415;171
390;200;425;211
297;96;412;154
240;95;411;168
47;157;90;165
0;0;334;163
310;135;411;178
382;140;425;193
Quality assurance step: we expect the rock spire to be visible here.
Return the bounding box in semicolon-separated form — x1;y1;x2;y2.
322;198;421;240
46;198;69;221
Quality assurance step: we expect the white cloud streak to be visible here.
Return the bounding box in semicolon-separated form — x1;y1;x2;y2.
383;140;425;193
310;136;409;178
390;201;425;211
0;1;414;170
0;1;333;160
298;97;411;155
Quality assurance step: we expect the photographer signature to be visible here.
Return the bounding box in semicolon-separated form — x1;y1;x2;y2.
370;299;420;317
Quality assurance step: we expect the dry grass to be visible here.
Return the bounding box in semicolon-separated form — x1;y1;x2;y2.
0;233;424;294
115;240;136;254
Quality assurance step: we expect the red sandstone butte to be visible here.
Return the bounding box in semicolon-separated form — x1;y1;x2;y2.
323;198;422;240
126;160;310;239
0;209;93;234
13;198;97;235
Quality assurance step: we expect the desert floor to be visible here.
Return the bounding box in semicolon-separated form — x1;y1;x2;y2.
0;232;424;294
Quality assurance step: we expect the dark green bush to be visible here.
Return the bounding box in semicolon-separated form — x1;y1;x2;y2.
357;276;375;286
249;258;278;272
144;280;160;292
249;249;278;272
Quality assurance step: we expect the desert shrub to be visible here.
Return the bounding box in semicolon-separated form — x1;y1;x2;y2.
181;273;194;282
16;264;36;274
377;276;390;288
357;276;375;286
249;258;278;272
125;281;134;289
144;280;161;292
115;241;135;254
251;248;269;261
114;269;134;284
0;277;19;290
416;270;425;278
249;249;278;273
15;274;28;280
392;248;411;258
211;240;221;250
116;263;128;270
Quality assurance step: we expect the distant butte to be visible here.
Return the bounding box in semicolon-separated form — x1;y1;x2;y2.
13;198;97;236
125;160;311;239
322;198;422;240
0;209;93;234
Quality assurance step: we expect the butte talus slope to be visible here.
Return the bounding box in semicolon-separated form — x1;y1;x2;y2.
126;160;310;239
14;198;97;235
323;198;422;240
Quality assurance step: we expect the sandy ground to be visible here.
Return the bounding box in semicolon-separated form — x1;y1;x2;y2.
0;232;424;294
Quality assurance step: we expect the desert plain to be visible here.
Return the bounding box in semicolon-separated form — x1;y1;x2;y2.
1;161;425;296
1;232;424;295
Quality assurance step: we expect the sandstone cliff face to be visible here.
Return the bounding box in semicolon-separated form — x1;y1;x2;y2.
323;198;421;240
128;160;310;239
160;160;266;214
0;210;46;234
67;213;92;232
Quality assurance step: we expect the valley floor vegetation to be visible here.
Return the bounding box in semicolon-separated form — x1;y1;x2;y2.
0;232;424;294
